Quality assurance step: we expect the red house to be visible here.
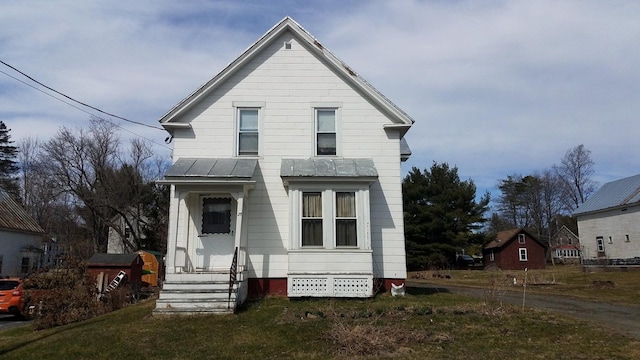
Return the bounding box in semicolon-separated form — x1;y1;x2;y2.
483;229;546;270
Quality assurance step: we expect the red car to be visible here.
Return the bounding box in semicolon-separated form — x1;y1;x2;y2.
0;278;24;315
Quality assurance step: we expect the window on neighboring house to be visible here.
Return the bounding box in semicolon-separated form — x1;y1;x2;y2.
518;234;525;244
335;192;357;247
519;248;528;261
202;198;231;234
625;234;630;242
315;108;337;156
608;236;613;244
237;108;259;156
596;236;605;252
21;257;30;274
489;251;494;262
302;192;323;246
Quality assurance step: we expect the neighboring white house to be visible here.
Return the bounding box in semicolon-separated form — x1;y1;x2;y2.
106;212;148;254
154;17;414;314
574;174;640;266
0;189;45;277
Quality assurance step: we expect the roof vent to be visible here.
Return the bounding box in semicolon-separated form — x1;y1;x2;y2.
284;41;292;50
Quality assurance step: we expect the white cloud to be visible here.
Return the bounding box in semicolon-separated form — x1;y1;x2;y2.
1;0;639;198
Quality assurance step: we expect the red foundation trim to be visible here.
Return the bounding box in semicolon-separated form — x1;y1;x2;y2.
247;277;407;298
380;278;406;293
247;278;287;299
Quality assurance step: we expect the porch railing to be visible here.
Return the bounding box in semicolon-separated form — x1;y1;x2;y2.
228;247;239;309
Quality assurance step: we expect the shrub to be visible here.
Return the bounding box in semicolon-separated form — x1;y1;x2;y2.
22;255;128;330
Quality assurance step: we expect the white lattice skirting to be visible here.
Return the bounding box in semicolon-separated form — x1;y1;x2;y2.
288;275;373;297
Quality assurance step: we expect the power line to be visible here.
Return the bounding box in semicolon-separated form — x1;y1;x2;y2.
0;60;172;150
0;59;164;131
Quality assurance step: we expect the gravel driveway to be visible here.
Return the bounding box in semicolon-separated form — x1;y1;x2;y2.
407;282;640;339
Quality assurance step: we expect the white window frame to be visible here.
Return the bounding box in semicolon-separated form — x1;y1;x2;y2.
234;102;264;157
518;234;525;244
335;191;358;248
313;105;341;157
518;248;528;262
289;184;369;250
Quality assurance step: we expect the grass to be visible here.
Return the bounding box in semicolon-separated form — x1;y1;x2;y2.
1;289;639;359
409;264;640;305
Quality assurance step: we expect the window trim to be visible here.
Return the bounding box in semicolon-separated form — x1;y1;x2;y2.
596;236;605;253
518;248;528;262
312;105;341;157
518;234;525;244
335;191;357;248
291;184;369;250
234;102;264;157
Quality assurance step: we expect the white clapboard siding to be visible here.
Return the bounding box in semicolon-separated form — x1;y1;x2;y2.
168;28;408;282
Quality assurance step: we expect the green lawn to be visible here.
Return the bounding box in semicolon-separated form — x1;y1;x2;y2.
1;290;638;359
409;264;640;305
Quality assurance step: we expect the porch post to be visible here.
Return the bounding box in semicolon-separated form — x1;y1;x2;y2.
164;185;178;274
232;191;245;270
166;187;190;274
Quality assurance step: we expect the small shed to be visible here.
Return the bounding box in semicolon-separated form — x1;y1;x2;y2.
483;229;546;270
87;253;143;291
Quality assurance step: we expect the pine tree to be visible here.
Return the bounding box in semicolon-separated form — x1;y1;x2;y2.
0;121;20;198
403;163;490;270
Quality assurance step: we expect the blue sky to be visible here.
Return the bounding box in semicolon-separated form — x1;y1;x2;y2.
1;0;639;205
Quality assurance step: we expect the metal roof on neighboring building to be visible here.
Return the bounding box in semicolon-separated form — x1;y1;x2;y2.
574;173;640;215
0;189;44;235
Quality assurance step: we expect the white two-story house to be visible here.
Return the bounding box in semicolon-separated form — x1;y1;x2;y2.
574;173;640;267
154;17;414;314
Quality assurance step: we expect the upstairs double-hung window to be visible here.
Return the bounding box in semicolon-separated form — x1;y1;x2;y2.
315;109;336;156
237;108;259;156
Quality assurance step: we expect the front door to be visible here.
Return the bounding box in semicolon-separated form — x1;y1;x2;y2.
194;196;236;271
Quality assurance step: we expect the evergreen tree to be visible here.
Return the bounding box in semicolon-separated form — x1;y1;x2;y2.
0;121;20;198
403;162;490;270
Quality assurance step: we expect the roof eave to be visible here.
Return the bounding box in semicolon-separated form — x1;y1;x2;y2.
157;178;256;186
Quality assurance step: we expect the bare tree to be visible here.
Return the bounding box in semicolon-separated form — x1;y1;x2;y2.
554;144;597;211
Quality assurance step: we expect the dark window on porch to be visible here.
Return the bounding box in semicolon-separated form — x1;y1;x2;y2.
202;198;231;234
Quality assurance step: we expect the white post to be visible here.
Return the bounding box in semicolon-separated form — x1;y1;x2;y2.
522;267;528;310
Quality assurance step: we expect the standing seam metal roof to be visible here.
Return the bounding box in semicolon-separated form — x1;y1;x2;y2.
0;189;44;234
164;158;258;179
574;174;640;215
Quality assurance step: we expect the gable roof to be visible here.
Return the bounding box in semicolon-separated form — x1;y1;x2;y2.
551;225;579;241
484;228;544;250
574;173;640;216
159;17;414;136
0;189;44;235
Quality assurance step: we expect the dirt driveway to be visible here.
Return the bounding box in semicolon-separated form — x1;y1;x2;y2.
407;282;640;339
